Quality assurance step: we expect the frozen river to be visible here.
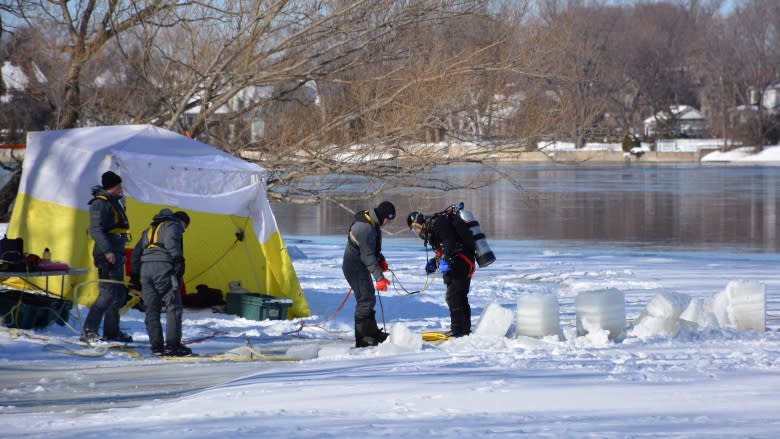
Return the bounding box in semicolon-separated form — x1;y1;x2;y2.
272;163;780;252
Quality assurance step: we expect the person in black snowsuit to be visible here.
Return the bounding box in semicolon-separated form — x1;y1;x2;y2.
407;208;477;337
130;209;191;356
82;171;132;343
342;201;396;347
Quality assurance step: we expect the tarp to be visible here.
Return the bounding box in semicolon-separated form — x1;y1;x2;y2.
4;124;310;318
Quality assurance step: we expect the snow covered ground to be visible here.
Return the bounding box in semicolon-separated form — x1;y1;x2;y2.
702;144;780;163
2;235;780;438
538;139;780;164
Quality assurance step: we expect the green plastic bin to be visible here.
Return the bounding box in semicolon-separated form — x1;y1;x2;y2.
226;292;292;321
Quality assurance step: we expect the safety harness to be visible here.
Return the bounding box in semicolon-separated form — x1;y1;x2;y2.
145;221;168;249
347;210;382;255
89;194;130;235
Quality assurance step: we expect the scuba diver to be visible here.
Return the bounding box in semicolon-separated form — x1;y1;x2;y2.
407;203;495;337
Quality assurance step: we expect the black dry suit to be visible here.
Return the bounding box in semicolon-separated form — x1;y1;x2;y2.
131;209;186;352
342;209;389;347
83;185;130;339
425;211;477;337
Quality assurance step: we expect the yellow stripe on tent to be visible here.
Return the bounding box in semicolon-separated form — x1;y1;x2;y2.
4;193;311;318
3;191;92;301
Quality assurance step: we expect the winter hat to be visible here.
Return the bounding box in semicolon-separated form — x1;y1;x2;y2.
374;201;396;223
101;171;122;189
174;211;191;227
406;211;425;229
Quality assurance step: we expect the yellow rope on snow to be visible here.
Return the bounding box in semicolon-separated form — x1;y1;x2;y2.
36;338;145;359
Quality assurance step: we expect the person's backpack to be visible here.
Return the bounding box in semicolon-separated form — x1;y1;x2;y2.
182;284;225;308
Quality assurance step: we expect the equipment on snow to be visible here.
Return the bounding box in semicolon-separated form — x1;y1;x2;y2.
421;331;453;343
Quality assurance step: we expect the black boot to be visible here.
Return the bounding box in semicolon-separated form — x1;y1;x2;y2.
449;307;471;338
376;328;389;343
355;319;378;347
354;318;366;347
355;315;388;348
165;344;193;357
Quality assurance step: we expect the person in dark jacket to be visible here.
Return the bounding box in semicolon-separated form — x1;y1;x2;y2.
407;208;477;337
130;209;191;356
82;171;132;343
342;201;396;347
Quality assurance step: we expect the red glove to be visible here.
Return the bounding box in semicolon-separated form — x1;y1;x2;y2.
434;249;443;258
379;259;389;272
375;278;391;292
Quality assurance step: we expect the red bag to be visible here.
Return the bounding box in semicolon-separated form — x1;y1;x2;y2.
38;261;71;271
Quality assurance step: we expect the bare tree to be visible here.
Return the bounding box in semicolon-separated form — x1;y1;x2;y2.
6;1;536;202
19;0;777;208
0;26;53;139
0;24;51;221
727;0;780;150
107;1;534;201
623;2;705;139
526;1;621;148
697;8;742;149
10;0;187;129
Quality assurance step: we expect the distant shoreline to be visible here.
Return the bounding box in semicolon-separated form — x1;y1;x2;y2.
485;150;704;163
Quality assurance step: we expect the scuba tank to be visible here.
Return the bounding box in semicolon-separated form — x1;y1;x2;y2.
449;202;496;268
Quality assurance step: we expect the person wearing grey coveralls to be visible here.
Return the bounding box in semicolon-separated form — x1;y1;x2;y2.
342;201;396;347
130;208;191;356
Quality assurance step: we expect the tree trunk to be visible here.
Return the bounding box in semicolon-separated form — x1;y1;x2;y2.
61;60;83;129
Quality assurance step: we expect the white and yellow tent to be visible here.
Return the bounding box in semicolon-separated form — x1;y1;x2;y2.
5;124;310;318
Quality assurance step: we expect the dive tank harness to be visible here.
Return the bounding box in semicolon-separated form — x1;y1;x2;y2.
441;202;496;268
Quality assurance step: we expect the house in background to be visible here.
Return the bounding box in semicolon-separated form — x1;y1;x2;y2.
749;83;780;114
644;105;709;138
1;60;47;104
0;60;50;142
182;80;322;144
729;83;780;127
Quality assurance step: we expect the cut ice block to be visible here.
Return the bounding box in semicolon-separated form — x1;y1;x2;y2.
575;288;626;342
515;293;561;339
475;303;515;337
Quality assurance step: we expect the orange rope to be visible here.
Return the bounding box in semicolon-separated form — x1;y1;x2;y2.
282;288;352;336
